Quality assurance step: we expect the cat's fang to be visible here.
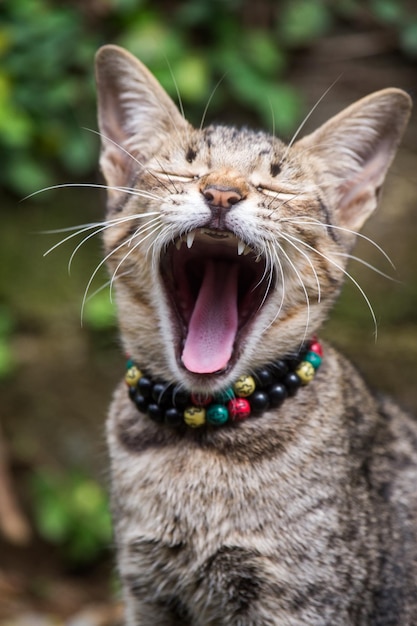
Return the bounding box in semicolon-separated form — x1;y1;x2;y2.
187;232;196;249
237;240;246;256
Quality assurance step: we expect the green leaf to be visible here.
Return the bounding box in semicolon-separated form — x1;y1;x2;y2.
279;0;332;46
83;291;116;331
172;56;210;102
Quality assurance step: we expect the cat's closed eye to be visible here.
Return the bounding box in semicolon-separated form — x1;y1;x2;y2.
153;172;197;183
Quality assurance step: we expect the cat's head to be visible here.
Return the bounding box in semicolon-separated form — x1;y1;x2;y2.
95;44;411;394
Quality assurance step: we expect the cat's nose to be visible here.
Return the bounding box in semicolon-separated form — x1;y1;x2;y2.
202;185;243;210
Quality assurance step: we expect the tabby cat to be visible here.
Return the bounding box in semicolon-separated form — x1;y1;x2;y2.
94;45;416;625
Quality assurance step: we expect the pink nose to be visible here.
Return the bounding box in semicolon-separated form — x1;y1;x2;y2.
202;185;243;210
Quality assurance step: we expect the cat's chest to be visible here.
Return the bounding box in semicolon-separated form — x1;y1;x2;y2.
107;389;350;555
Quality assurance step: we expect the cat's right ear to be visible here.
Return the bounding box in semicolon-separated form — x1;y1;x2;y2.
95;45;189;206
295;88;411;233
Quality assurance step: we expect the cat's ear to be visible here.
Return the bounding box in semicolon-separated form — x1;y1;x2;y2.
95;45;189;203
296;89;412;231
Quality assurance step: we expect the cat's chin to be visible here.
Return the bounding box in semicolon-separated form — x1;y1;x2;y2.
159;228;275;378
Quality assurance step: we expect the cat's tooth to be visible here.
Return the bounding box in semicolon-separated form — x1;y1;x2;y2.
237;240;245;256
175;238;183;251
243;245;251;256
186;231;195;249
255;254;262;263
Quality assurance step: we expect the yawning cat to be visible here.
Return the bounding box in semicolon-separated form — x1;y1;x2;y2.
95;45;416;625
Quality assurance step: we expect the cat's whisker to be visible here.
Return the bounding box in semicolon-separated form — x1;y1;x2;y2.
261;243;286;332
276;241;312;344
285;232;378;337
83;127;182;196
281;216;396;269
80;220;160;324
84;271;130;306
280;76;342;164
109;222;164;297
332;252;399;282
256;242;276;312
279;233;322;302
43;212;161;261
24;182;163;203
199;73;227;131
70;215;162;273
148;225;174;272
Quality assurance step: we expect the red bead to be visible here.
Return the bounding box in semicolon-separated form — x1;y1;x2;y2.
191;393;213;407
309;340;323;357
228;397;251;421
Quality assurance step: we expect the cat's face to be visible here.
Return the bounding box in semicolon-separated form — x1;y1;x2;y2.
95;45;411;394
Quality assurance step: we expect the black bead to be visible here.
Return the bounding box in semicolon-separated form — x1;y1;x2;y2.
284;372;301;396
172;389;191;409
152;382;172;408
134;393;148;413
268;383;288;408
147;403;164;423
254;368;274;388
138;376;152;398
271;359;288;379
128;385;137;400
249;390;270;415
165;407;183;427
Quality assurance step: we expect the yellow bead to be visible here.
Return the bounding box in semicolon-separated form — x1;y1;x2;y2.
184;406;206;428
233;375;256;398
295;361;315;384
125;366;142;387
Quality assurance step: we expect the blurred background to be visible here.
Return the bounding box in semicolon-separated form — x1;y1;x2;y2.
0;0;416;623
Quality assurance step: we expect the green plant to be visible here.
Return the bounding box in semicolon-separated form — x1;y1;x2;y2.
0;0;99;195
0;305;15;379
1;0;416;197
30;468;112;565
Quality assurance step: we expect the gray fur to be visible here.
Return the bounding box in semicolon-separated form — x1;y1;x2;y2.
95;45;416;624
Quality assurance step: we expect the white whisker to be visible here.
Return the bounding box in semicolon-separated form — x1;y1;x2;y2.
279;233;322;302
109;221;163;297
332;252;398;282
276;241;311;344
199;73;227;131
285;231;378;337
24;182;163;203
280;76;342;163
42;212;160;260
280;216;395;269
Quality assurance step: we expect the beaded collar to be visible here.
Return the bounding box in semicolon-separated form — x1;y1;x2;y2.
125;338;323;429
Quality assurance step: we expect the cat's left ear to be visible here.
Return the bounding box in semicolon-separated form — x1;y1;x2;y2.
95;45;190;207
296;88;412;231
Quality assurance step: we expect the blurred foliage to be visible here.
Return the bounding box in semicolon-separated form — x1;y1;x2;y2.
83;288;117;331
30;468;112;565
1;0;416;196
0;305;15;378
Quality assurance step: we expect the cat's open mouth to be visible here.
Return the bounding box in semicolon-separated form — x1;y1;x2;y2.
160;229;274;375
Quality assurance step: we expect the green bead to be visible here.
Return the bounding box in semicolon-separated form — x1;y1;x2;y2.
206;404;229;425
304;351;322;370
214;387;235;403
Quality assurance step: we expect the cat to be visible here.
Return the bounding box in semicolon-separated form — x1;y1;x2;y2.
94;44;416;625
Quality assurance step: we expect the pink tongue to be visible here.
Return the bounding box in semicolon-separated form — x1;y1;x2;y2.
182;259;239;374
